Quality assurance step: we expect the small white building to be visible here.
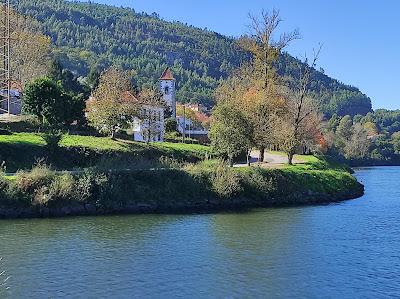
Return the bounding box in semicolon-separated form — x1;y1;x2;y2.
176;116;208;139
132;104;165;142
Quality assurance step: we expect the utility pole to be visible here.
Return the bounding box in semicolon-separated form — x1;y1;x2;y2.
0;0;11;116
182;105;186;143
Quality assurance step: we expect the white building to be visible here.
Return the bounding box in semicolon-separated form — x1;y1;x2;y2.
159;68;176;118
132;104;165;142
176;116;208;139
123;90;165;143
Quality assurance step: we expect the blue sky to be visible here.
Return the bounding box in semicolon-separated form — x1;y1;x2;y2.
78;0;400;110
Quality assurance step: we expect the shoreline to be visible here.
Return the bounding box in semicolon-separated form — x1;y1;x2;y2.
0;181;364;219
0;152;366;220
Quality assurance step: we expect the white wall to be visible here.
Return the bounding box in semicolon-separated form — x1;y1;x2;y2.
132;105;165;142
160;79;176;118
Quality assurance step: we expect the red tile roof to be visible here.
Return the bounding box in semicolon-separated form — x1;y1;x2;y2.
120;91;139;103
159;68;175;80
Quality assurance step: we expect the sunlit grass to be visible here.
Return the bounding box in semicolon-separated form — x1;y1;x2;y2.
0;133;45;146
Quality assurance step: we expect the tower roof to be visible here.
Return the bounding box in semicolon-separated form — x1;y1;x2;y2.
159;68;175;80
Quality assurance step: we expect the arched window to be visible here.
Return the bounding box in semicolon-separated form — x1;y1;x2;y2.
164;86;169;95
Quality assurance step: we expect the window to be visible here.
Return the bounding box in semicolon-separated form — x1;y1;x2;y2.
164;86;169;95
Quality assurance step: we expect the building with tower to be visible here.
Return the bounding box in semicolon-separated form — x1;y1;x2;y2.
159;68;176;118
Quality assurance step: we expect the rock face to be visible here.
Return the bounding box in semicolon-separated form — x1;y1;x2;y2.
0;182;364;219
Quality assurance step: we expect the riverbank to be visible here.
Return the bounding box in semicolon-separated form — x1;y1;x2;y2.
0;157;364;219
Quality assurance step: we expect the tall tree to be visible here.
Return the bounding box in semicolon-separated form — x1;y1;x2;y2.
87;68;138;138
238;10;300;162
9;11;51;86
276;47;323;164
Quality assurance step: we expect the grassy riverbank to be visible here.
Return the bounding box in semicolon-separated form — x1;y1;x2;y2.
0;133;210;172
0;153;364;218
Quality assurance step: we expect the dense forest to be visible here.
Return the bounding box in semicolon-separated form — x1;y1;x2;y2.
15;0;372;116
325;109;400;165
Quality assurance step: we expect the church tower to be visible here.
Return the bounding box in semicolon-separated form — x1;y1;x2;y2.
159;67;176;118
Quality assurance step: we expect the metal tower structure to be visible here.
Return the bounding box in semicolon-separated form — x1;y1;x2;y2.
0;0;11;115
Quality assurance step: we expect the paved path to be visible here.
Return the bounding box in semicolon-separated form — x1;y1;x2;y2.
234;150;303;168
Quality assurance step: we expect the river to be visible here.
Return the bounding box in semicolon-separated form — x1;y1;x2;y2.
1;167;399;298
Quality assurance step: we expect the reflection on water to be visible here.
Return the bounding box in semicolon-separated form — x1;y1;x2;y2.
1;167;400;298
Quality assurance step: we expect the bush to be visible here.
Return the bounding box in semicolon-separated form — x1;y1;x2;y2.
0;174;10;205
75;170;110;206
30;172;76;207
164;132;199;144
42;130;63;153
46;172;76;205
243;168;277;195
211;161;242;198
165;118;177;133
159;156;184;169
14;164;55;196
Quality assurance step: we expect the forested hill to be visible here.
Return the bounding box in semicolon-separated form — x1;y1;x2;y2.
16;0;372;116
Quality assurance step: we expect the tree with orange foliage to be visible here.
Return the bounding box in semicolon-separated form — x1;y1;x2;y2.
238;10;299;162
87;68;138;138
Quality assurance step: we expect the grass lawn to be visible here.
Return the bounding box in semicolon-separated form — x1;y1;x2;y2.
0;133;45;146
0;132;212;171
0;132;210;154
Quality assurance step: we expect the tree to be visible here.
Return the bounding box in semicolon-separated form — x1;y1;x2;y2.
48;59;89;97
392;132;400;154
209;102;253;167
23;77;72;127
10;12;51;86
87;68;138;138
176;104;201;127
336;115;353;141
47;60;88;125
86;68;101;90
277;48;323;164
238;10;300;162
344;123;371;160
327;114;340;132
15;0;373;117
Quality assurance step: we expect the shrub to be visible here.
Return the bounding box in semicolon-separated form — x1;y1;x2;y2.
14;164;55;195
47;173;76;204
244;168;277;195
42;129;63;153
211;161;242;198
165;118;177;133
32;172;76;207
75;170;110;206
164;131;199;144
159;156;183;169
0;174;9;205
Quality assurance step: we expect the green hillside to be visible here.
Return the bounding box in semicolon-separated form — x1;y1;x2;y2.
15;0;371;116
